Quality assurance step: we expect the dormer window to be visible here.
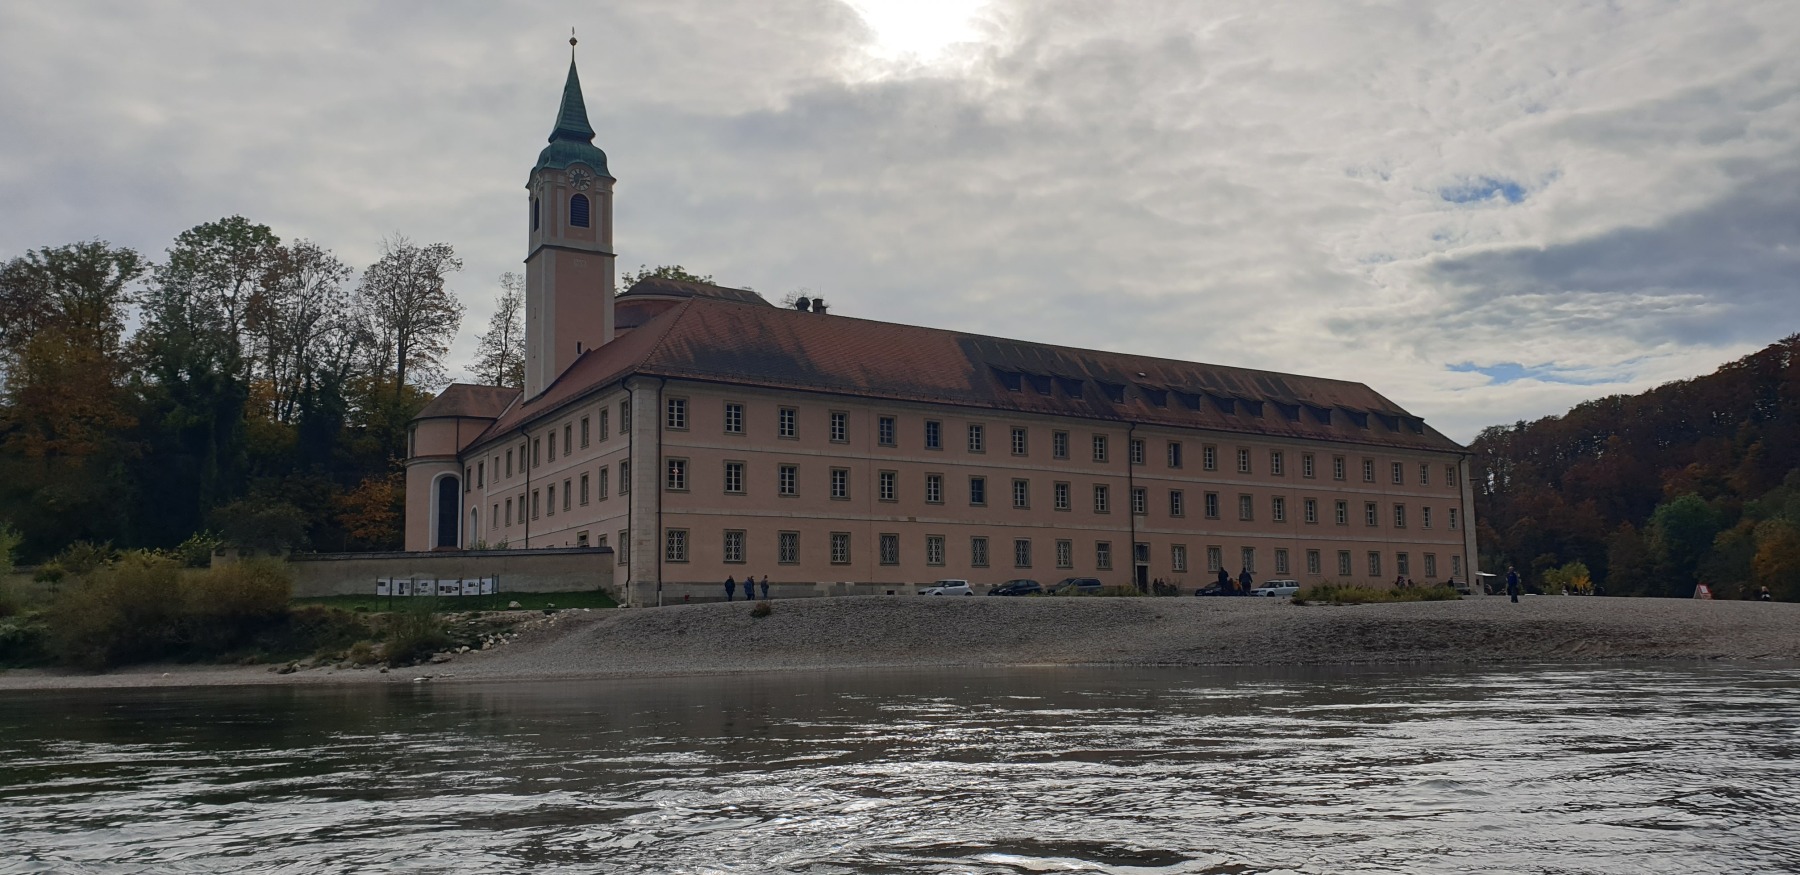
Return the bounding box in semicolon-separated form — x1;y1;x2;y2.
570;193;591;228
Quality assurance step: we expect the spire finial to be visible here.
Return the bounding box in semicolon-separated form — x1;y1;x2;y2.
570;27;577;53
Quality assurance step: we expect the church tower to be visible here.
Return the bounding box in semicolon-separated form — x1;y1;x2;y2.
524;40;615;399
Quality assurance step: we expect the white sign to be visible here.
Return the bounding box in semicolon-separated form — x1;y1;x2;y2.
375;579;390;597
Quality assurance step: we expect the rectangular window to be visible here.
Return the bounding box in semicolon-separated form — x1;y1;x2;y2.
1092;434;1108;463
1335;500;1347;525
830;467;850;500
1093;484;1110;514
580;473;591;506
925;420;942;449
598;466;610;499
1333;456;1346;481
1238;494;1254;521
1205;492;1220;519
1130;438;1145;466
1206;546;1222;572
491;503;498;529
879;470;897;502
779;465;798;496
506;449;514;478
1423;507;1433;528
1010;426;1028;456
1449;508;1459;529
618;529;629;566
1014;539;1032;568
1172;544;1188;572
562;478;571;511
878;415;896;446
505;498;512;526
466;466;472;493
880;533;899;565
576;530;588;547
1272;496;1286;522
1362;458;1376;483
1394;504;1407;528
548;431;556;461
563;424;572;455
830;411;848;443
532;438;541;468
724;402;744;435
1237;448;1251;474
968;423;985;453
1131;487;1147;515
1447;465;1459;488
926;473;944;504
969;476;987;506
724;461;745;494
1169;490;1184;517
1397;552;1411;577
1338;550;1353;576
778;407;797;438
532;489;540;519
1203;445;1218;471
1275;548;1290;575
831;532;851;564
926;535;945;566
1096;541;1112;570
1054;481;1071;511
1053;430;1069;459
1452;555;1463;578
779;531;799;564
665;528;687;562
620;401;630;432
723;530;746;564
1167;441;1183;468
1365;502;1378;527
1302;453;1315;479
599;408;610;441
971;537;990;567
477;461;485;488
1056;539;1073;568
1241;547;1256;573
1392;461;1404;485
1304;498;1318;524
1013;478;1030;509
1367;551;1382;577
665;459;687;491
580;416;590;448
1419;463;1430;486
1424;553;1437;578
1270;451;1284;476
1306;549;1321;575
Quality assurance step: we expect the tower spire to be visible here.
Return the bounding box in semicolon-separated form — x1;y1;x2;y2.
549;33;596;145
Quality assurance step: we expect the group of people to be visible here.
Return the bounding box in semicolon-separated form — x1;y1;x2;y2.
1205;566;1257;596
723;575;770;602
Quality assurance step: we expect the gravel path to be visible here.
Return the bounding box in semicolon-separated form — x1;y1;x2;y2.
4;595;1797;691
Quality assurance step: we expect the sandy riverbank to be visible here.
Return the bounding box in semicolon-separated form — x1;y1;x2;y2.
3;595;1797;691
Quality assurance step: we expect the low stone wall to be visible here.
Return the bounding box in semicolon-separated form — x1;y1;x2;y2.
627;579;923;606
285;548;614;599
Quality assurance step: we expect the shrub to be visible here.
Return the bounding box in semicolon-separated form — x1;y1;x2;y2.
180;560;292;652
175;531;224;568
0;523;21;577
54;541;116;576
1294;583;1462;605
750;600;772;618
44;556;300;669
0;616;48;665
382;598;451;666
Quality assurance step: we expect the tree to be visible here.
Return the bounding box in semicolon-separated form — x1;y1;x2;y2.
467;272;524;388
1647;494;1723;597
0;241;145;382
619;264;712;290
249;240;354;423
1751;519;1800;600
356;236;464;397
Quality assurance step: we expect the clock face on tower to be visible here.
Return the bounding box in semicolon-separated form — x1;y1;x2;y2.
568;168;592;191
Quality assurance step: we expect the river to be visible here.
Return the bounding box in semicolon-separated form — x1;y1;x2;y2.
2;664;1797;873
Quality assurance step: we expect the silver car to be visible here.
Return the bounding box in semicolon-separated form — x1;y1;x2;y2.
1250;579;1301;597
919;579;974;596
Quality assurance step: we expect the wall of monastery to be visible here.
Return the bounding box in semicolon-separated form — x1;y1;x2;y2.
285;547;614;598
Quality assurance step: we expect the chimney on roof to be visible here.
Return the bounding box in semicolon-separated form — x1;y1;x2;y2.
812;297;827;314
794;296;811;312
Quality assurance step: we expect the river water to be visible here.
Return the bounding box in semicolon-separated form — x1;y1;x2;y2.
2;664;1797;874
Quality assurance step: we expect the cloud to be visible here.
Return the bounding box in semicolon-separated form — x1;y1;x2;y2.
2;0;1798;443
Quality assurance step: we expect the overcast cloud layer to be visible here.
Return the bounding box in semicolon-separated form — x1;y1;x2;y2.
3;0;1797;442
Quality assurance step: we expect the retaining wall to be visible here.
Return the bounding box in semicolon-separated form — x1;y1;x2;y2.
284;547;614;598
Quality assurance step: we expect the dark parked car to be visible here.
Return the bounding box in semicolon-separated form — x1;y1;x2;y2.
1193;582;1227;597
989;578;1042;596
1046;577;1105;595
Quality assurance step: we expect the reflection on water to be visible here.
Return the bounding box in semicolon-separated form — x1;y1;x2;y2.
2;664;1798;874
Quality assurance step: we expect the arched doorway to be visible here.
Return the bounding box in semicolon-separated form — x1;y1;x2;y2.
435;474;461;548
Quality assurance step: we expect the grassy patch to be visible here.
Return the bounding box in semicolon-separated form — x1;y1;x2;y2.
1293;584;1462;605
294;589;617;613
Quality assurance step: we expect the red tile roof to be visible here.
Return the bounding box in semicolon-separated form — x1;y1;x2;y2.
464;297;1463;453
414;383;520;421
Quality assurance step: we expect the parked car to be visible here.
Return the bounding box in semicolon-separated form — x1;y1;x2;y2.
1045;577;1105;596
988;578;1042;596
1250;579;1301;598
919;579;974;596
1193;582;1227;597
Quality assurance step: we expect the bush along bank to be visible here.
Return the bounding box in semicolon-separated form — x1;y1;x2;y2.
1292;584;1463;605
0;550;563;672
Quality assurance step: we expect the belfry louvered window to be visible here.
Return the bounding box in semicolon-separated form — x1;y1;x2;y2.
570;193;591;227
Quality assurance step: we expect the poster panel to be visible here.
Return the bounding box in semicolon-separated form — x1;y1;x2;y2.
375;579;390;597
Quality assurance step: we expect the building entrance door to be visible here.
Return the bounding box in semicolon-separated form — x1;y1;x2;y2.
1134;542;1150;591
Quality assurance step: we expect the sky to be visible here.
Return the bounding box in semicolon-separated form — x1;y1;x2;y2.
2;0;1797;443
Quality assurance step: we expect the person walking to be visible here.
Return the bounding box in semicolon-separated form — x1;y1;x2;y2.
760;575;770;600
724;575;737;602
1216;567;1232;595
1239;566;1254;596
1505;566;1521;603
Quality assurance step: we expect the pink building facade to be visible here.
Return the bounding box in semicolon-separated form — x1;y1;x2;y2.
404;54;1480;605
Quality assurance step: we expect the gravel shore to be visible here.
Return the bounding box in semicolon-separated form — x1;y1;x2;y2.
4;595;1797;691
